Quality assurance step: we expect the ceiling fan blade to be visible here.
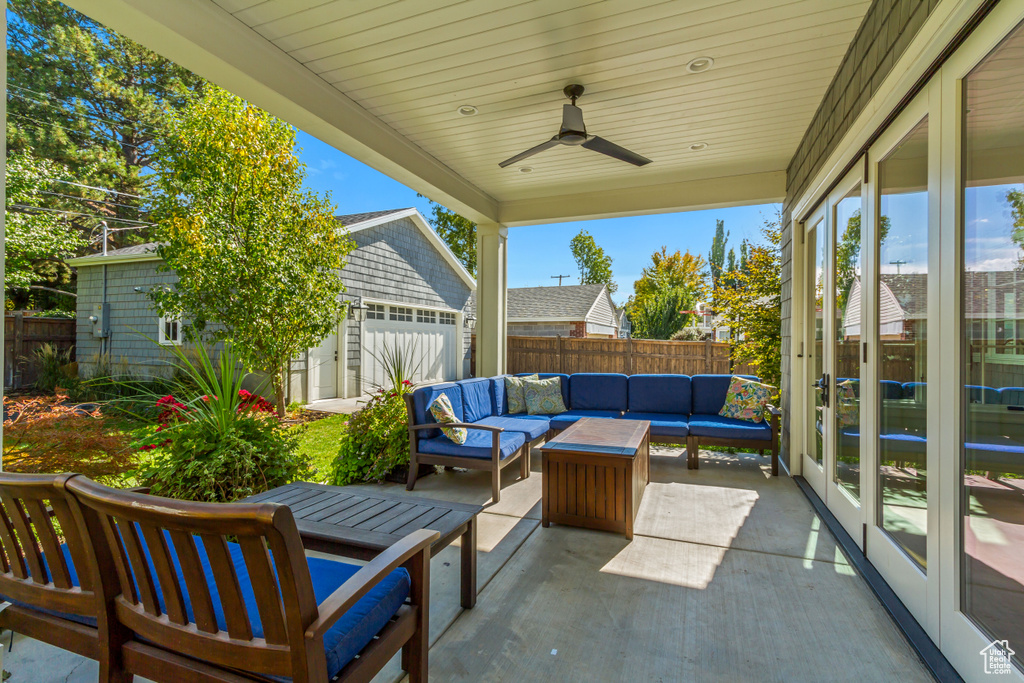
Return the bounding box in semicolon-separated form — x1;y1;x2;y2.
561;104;586;133
498;137;560;168
581;136;652;166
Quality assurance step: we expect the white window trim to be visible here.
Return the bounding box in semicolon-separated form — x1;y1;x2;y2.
158;315;182;346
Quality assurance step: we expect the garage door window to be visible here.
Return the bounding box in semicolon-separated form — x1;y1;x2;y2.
366;304;385;320
417;309;436;323
390;306;413;322
439;312;456;325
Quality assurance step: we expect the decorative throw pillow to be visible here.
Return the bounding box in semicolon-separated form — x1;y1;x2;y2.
524;377;567;415
504;374;538;414
429;394;467;444
719;376;775;423
836;380;859;427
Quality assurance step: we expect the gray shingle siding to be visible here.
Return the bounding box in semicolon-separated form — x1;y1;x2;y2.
780;0;937;468
588;289;617;328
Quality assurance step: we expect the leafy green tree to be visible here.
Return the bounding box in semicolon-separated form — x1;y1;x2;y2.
708;219;729;294
7;0;204;248
715;212;783;388
421;198;476;276
5;151;85;303
630;287;696;340
627;246;707;319
836;209;890;313
569;229;616;293
150;87;355;416
1006;189;1024;268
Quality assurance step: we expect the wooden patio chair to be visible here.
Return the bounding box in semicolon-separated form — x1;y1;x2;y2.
65;476;438;683
0;472;116;674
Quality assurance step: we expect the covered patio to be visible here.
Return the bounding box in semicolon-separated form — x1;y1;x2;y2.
4;447;931;682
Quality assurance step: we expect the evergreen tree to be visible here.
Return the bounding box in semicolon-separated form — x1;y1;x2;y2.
569;229;616;294
708;219;729;294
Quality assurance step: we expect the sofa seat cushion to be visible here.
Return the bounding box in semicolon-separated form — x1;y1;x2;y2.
549;409;622;431
474;415;549;441
419;429;525;460
689;414;771;441
8;538;411;681
619;411;689;437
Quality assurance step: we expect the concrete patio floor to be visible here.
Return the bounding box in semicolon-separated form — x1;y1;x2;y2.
2;446;934;682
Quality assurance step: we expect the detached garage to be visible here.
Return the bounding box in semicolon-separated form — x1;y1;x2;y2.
69;208;475;403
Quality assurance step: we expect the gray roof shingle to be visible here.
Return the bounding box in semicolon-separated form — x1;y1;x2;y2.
470;284;608;320
335;208;412;226
76;242;161;259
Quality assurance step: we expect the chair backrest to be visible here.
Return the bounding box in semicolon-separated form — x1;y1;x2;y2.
65;477;319;680
627;375;691;415
0;472;98;619
457;377;494;422
568;373;628;411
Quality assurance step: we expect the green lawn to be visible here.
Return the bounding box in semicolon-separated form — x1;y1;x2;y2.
292;414;348;483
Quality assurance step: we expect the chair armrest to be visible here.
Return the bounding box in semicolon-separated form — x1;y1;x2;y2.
305;528;439;641
125;486;152;495
407;422;503;433
765;404;782;417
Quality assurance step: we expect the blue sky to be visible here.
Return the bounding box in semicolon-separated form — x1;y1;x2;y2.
297;131;780;306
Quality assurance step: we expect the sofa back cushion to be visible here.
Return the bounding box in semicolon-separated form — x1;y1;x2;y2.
569;373;628;412
490;375;511;415
517;373;570;406
691;374;758;415
458;378;494;423
412;383;464;439
627;375;691;414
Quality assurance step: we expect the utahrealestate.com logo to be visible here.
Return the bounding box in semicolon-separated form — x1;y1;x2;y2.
980;640;1016;675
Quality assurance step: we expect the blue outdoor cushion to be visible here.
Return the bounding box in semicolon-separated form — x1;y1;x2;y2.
627;375;691;415
490;375;511;415
902;382;926;401
619;411;689;437
10;536;410;681
0;543;95;627
999;387;1024;406
966;385;999;405
412;383;464;439
688;413;771;441
568;374;628;411
516;373;570;406
879;380;904;400
879;431;927;454
474;415;549;441
418;429;525;460
549;409;622;431
690;375;758;416
458;378;494;423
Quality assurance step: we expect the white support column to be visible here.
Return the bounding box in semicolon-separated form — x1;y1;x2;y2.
476;222;507;376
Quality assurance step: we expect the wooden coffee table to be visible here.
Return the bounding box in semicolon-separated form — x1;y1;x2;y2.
242;482;483;608
539;417;650;539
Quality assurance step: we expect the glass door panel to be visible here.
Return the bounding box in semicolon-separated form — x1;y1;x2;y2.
834;187;863;501
877;118;930;570
961;20;1024;668
807;217;826;479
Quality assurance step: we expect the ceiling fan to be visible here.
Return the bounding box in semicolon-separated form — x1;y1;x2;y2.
498;84;652;168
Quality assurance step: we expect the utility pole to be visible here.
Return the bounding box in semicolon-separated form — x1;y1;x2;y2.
889;259;907;275
551;274;571;286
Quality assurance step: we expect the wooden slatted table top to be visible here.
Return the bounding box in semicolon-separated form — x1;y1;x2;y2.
242;482;483;552
540;417;650;457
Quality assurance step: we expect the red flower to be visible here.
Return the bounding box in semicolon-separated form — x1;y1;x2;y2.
402;380;412;386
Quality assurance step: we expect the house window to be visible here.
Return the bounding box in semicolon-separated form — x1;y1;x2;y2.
366;304;385;320
439;312;456;325
389;306;413;322
158;316;182;345
417;309;436;324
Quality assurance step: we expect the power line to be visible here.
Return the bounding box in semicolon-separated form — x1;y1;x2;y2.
9;110;148;151
46;178;148;200
6;82;160;134
9;203;154;226
36;189;146;213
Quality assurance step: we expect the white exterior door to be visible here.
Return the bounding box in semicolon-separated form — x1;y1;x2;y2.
361;305;458;392
309;330;338;401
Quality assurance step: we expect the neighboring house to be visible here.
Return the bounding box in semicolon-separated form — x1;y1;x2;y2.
615;307;631;338
842;274;928;340
470;284;619;338
67;208;475;402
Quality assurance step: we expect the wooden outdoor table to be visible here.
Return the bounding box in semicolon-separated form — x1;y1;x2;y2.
242;481;483;608
540;417;650;540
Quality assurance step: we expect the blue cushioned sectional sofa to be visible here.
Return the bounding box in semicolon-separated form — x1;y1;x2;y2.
404;373;781;502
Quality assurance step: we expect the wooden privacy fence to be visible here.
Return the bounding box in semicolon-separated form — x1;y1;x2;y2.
4;312;76;390
472;335;756;376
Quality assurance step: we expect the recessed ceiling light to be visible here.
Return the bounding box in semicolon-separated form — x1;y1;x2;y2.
686;56;714;73
689;142;708;151
519;166;533;173
457;104;478;116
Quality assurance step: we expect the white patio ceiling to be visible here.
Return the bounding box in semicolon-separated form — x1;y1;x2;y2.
65;0;870;226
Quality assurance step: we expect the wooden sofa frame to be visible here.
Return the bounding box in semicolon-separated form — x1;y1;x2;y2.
404;394;530;504
687;404;781;476
0;473;437;683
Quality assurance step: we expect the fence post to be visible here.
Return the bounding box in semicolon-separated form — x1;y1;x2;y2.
704;338;713;374
12;312;24;390
557;335;564;374
627;338;633;375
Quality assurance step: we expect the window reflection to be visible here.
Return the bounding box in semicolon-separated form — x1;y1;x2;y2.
962;20;1024;667
834;189;862;501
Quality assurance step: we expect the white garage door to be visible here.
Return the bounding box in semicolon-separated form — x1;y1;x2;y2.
362;305;458;392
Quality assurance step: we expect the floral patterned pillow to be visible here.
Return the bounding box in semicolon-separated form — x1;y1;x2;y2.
524;377;567;415
719;376;775;423
429;393;467;444
504;374;538;414
836;380;859;427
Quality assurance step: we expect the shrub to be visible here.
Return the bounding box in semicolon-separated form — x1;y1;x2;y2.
32;343;75;394
331;383;412;485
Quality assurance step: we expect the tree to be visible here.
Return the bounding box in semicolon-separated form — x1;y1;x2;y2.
6;0;205;308
569;229;616;293
630;287;697;340
627;246;707;319
5;151;86;303
1006;189;1024;268
836;209;890;314
421;198;476;275
150;87;355;416
708;219;729;294
715;212;782;388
